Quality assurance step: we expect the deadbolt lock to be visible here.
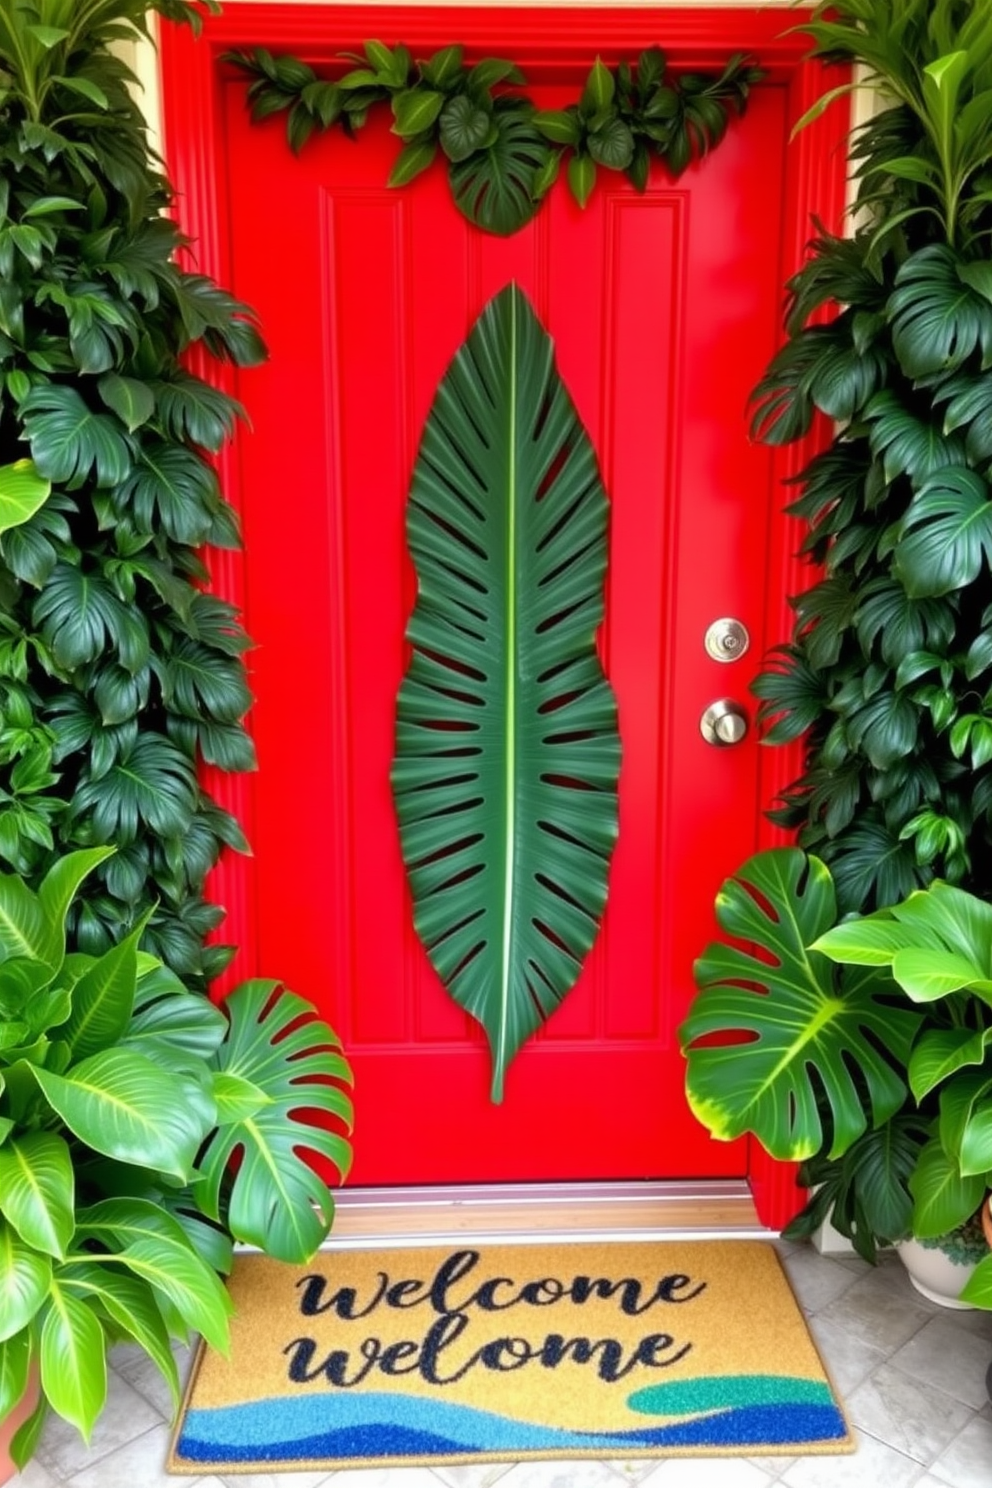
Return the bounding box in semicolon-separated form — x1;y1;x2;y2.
704;617;750;662
701;698;749;747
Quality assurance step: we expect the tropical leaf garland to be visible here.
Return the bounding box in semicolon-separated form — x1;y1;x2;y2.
226;43;762;237
392;285;620;1101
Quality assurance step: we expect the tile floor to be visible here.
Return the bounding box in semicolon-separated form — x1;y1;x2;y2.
16;1239;992;1488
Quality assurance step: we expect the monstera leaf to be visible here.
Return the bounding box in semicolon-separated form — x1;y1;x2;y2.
680;850;922;1160
449;103;549;236
392;283;620;1101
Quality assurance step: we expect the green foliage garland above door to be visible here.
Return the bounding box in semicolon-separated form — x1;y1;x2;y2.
392;285;620;1102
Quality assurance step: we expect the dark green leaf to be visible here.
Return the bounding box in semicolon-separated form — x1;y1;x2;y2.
896;467;992;597
388;139;437;188
439;95;494;163
449;106;548;236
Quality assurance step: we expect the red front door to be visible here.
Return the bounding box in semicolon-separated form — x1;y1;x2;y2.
160;7;846;1195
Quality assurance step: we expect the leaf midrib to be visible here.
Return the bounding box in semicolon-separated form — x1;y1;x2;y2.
496;289;518;1105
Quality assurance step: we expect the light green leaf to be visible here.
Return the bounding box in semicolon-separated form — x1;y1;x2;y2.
0;460;51;535
39;1280;106;1441
61;1261;178;1411
960;1251;992;1307
74;1198;232;1352
0;1134;74;1259
0;872;44;965
813;917;911;965
0;1330;30;1418
682;850;921;1161
211;1070;269;1124
0;1219;51;1343
891;948;992;1002
909;1133;985;1238
196;982;353;1262
37;849;115;968
29;1050;215;1181
390;286;619;1100
909;1028;990;1102
26;24;69;47
61;919;146;1061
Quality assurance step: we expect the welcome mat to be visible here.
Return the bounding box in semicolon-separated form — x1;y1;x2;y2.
168;1240;853;1472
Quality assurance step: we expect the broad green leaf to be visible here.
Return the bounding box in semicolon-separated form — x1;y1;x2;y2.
96;373;155;433
581;57;615;115
0;460;51;535
60;1261;179;1410
391;86;443;139
960;1252;992;1308
196;981;353;1262
909;1028;990;1102
26;24;69;46
29;1049;215;1181
421;44;464;90
682;850;921;1161
568;152;596;208
438;95;493;163
909;1133;986;1238
533;109;581;147
0;1219;51;1343
0;872;44;965
388;139;437;187
888;245;992;378
0;1330;30;1418
814;917;912;966
588;118;634;171
922;52;969;163
37;849;114;968
938;1070;992;1176
9;1392;46;1472
449;105;548;235
390;286;620;1100
32;563;150;673
891;948;992;1002
211;1070;269;1123
58;75;109;110
20;385;133;489
61;919;146;1060
39;1280;106;1440
123;965;226;1072
0;1134;74;1259
895;468;992;598
71;733;197;847
74;1198;232;1352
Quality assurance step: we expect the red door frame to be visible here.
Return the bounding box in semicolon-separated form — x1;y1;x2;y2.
159;5;849;1231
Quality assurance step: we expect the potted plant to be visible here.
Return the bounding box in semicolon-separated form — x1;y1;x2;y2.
0;847;353;1477
680;846;992;1307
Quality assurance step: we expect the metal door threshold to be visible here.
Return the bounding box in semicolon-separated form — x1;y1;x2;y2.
322;1180;770;1249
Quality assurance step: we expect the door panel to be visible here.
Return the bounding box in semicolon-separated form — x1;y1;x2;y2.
219;61;786;1184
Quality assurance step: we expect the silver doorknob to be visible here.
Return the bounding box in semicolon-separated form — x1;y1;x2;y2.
700;698;749;747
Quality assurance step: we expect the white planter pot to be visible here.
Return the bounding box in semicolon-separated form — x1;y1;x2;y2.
897;1237;979;1309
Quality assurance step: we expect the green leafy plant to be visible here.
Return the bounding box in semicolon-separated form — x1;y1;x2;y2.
686;0;992;1252
0;847;353;1467
749;0;992;914
681;847;992;1297
0;0;265;984
227;41;761;236
392;285;620;1101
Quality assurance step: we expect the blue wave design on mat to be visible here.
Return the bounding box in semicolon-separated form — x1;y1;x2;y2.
175;1389;847;1463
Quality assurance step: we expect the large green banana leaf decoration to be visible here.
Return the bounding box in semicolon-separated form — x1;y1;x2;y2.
392;284;620;1102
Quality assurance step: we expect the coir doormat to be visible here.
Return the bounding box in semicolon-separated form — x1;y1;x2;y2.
168;1240;853;1472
